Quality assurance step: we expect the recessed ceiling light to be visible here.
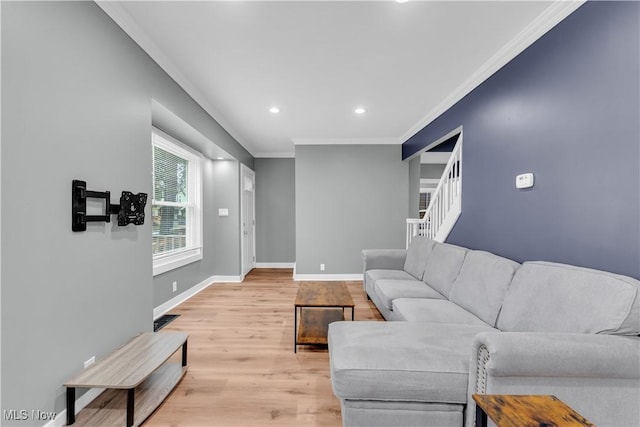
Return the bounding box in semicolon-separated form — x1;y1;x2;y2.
354;107;366;115
396;0;409;3
217;157;225;160
269;106;280;114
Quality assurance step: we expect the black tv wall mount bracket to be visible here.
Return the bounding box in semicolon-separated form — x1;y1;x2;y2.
72;180;147;232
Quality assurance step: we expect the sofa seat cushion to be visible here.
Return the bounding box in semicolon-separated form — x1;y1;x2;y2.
328;321;494;404
374;280;445;310
366;269;417;282
365;269;417;295
391;299;490;326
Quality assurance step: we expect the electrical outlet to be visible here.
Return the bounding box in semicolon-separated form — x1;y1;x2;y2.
172;281;177;292
84;356;95;369
320;264;325;271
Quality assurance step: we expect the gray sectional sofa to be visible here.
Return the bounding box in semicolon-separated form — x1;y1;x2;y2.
328;237;640;427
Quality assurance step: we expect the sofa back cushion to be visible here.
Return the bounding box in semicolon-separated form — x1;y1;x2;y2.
497;261;640;335
422;242;467;298
403;237;435;280
449;250;520;326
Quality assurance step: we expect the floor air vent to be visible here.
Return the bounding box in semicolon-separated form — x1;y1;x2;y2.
153;314;180;332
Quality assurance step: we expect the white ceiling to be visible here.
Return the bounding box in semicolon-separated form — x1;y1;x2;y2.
98;1;583;158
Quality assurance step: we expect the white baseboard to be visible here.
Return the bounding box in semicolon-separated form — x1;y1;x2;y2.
153;275;245;320
44;388;105;427
293;273;363;281
255;262;295;269
153;275;215;320
212;275;243;283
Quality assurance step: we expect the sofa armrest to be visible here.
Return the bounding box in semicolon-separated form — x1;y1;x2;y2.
473;331;640;380
466;332;640;427
361;249;407;272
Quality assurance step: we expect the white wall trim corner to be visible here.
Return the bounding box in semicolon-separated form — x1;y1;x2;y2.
212;275;243;283
254;152;295;159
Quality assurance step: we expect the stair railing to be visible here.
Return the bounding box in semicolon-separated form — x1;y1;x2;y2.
406;139;462;248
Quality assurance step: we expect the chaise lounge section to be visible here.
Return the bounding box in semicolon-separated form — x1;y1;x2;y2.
328;237;640;427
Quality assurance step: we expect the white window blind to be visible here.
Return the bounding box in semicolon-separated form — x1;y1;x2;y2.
152;129;203;275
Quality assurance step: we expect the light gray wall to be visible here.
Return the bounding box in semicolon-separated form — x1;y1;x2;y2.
254;158;296;264
295;145;408;275
211;160;242;276
1;2;249;421
421;163;446;179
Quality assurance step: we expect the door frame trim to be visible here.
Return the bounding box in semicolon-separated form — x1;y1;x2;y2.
240;164;256;277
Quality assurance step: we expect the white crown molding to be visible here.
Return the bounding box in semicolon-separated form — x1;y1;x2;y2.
293;137;400;146
95;1;258;157
399;0;585;144
254;152;296;159
96;0;584;158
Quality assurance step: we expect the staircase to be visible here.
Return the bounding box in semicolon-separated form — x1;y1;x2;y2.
406;138;462;247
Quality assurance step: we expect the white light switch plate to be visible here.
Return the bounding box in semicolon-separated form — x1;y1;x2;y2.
218;208;229;217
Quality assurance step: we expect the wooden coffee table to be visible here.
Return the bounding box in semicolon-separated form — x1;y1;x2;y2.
294;282;355;352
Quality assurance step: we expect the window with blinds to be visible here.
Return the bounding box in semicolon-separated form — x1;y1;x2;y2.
152;129;203;276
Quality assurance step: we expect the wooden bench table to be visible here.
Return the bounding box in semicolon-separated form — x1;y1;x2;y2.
64;332;188;427
472;394;594;427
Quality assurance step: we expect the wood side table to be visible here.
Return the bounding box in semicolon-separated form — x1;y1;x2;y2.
294;282;355;352
472;394;594;427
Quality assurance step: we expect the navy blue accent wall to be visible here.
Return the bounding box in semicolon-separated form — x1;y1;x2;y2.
428;133;459;152
402;1;640;278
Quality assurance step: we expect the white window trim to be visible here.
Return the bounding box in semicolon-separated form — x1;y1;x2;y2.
152;128;203;276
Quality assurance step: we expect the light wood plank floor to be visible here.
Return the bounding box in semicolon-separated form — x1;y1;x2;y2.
145;269;383;427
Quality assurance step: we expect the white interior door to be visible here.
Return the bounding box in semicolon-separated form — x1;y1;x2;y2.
241;164;256;277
